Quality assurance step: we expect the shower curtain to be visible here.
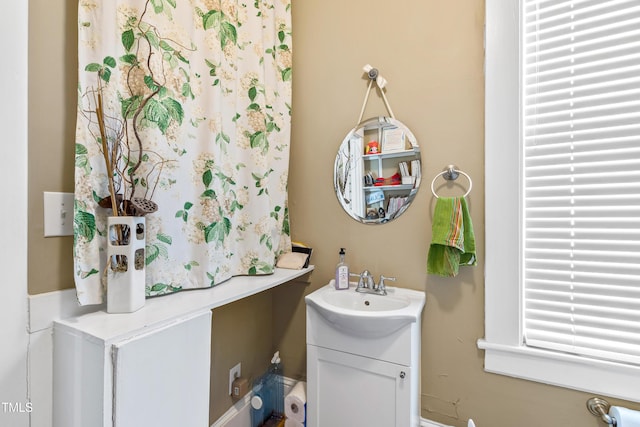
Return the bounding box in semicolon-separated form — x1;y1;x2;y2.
73;0;292;305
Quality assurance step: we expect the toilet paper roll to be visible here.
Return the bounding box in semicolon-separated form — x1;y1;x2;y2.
284;419;304;427
284;381;306;423
611;406;640;427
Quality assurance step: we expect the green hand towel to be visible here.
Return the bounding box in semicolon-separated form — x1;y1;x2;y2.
427;196;476;277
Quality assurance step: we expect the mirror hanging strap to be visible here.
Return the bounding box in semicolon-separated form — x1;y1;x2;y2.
356;64;396;127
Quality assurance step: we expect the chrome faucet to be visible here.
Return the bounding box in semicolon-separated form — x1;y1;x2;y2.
376;275;396;295
351;270;395;296
351;270;374;291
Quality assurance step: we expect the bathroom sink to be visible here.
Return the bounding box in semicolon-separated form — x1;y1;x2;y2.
305;283;425;338
322;290;410;311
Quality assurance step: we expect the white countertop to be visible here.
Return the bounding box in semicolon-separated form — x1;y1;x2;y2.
54;266;314;343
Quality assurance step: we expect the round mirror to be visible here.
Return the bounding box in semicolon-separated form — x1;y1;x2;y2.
334;116;422;224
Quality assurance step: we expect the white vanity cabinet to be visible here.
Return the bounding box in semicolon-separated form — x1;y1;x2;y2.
53;310;212;427
307;345;412;426
305;285;423;427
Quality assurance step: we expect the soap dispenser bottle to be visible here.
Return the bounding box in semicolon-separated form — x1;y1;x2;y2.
335;248;349;290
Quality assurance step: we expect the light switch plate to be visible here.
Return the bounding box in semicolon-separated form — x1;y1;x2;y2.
44;192;74;237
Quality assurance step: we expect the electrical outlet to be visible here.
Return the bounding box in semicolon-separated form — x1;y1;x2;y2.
228;362;241;395
44;192;75;237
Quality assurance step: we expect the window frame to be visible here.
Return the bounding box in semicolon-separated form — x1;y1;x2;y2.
480;0;640;402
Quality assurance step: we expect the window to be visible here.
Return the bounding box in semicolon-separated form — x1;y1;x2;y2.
480;0;640;402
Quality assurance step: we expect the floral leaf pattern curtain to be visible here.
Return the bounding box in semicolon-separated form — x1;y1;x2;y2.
73;0;292;305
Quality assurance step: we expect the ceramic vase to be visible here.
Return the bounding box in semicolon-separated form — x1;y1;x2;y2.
106;216;146;313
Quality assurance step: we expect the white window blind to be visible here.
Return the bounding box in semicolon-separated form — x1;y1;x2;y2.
523;0;640;365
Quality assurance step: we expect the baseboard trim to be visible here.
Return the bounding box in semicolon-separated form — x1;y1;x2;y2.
211;377;298;427
211;394;252;427
422;419;454;427
211;377;453;427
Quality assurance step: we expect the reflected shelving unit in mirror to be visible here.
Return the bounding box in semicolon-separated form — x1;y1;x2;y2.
335;116;422;224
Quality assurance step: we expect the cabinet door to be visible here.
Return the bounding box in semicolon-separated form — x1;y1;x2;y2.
112;311;212;427
307;345;411;427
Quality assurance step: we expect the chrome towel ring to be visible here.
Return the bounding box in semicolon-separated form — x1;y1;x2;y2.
431;165;473;198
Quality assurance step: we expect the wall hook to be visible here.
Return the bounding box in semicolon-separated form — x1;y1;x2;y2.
442;164;460;181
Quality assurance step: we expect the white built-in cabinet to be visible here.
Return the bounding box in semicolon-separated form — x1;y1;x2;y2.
112;312;211;426
54;311;212;427
53;267;313;427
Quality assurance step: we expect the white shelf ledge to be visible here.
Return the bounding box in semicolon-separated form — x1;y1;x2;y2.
362;150;416;160
364;184;414;191
54;266;314;343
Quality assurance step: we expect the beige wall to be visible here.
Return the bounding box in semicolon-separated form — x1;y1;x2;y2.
28;1;638;427
209;290;273;422
28;0;77;295
281;0;639;426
